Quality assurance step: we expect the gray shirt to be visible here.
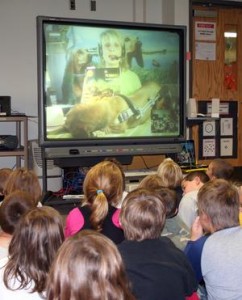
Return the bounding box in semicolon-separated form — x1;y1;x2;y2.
201;226;242;300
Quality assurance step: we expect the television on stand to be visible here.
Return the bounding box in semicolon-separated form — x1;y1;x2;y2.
36;16;186;170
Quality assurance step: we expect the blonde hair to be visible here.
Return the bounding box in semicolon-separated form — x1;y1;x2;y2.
47;230;135;300
83;161;124;231
99;29;127;69
157;158;183;188
4;168;42;206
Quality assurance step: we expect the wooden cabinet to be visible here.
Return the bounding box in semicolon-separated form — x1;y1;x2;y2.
0;116;28;168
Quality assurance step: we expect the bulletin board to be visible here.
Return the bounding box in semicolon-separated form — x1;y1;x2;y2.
198;101;237;159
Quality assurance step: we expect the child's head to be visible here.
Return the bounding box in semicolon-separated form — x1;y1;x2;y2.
0;190;35;234
4;168;42;206
157;158;183;189
0;168;12;195
197;179;239;233
4;206;64;294
232;181;242;210
120;188;166;241
104;157;126;191
206;158;234;180
47;230;135;300
139;174;163;190
83;160;124;231
182;170;209;194
155;187;178;218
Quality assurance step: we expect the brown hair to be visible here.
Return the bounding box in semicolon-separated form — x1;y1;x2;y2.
209;158;234;180
139;174;163;190
157;158;183;189
83;161;124;231
0;168;12;194
183;170;209;184
155;187;178;218
0;190;35;234
197;179;239;231
47;230;135;300
120;188;166;241
4;168;42;206
3;206;64;294
104;157;126;190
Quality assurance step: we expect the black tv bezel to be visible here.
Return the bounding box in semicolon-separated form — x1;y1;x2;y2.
37;16;187;156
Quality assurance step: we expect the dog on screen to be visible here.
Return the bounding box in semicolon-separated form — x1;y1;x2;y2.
62;81;164;138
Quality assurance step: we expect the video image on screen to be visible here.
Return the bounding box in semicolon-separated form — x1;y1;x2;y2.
39;18;185;143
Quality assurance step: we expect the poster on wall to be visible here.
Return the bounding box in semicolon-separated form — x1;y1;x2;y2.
198;101;237;159
195;21;216;41
220;138;233;156
203;139;216;157
195;42;216;61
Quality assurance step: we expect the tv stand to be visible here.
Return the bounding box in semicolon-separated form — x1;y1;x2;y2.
53;155;133;168
41;143;182;193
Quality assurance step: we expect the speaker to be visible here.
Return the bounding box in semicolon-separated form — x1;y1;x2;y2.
0;96;11;116
28;140;62;192
0;135;18;150
187;98;197;118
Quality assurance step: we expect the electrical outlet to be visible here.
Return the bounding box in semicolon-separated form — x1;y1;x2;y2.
70;0;76;10
90;0;96;11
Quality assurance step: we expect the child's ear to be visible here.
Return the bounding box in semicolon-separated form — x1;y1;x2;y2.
203;214;215;233
194;176;201;185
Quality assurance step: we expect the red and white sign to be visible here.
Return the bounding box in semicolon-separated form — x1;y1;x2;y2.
195;21;216;41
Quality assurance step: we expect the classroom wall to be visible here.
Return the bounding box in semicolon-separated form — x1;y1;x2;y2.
0;0;189;170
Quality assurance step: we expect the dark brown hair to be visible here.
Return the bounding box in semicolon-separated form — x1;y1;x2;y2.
0;190;35;234
183;170;209;184
155;187;178;218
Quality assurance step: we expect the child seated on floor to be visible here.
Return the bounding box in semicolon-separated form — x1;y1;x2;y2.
178;171;209;229
0;206;64;299
0;190;35;259
46;230;135;300
184;179;242;300
64;160;125;244
118;188;198;300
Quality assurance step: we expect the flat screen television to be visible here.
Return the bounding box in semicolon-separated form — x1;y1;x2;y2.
37;16;186;163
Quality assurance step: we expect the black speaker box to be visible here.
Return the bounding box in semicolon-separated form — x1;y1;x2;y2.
0;96;11;116
0;135;18;150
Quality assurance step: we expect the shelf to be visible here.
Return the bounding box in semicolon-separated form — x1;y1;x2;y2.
186;116;219;127
0;116;28;168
